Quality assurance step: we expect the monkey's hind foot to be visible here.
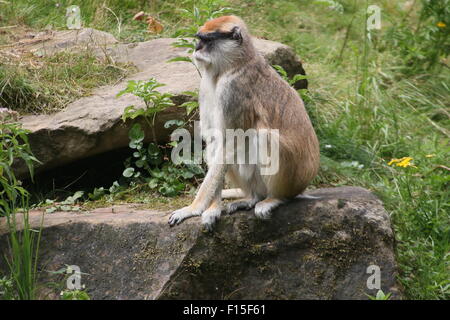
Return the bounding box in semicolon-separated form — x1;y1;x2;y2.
168;206;201;226
254;198;283;220
226;197;259;215
201;206;222;232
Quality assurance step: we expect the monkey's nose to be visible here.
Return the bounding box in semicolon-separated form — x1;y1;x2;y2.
195;41;204;51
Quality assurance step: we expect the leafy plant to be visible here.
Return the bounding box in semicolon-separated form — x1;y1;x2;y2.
60;289;90;300
44;191;84;213
272;64;309;102
123;123;160;180
88;187;107;201
0;276;14;300
117;78;204;197
179;90;200;117
0;122;39;215
386;0;450;73
118;78;175;142
0;116;41;300
122;123;204;197
367;289;392;300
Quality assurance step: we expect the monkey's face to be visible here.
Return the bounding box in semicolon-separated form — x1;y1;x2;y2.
193;26;242;67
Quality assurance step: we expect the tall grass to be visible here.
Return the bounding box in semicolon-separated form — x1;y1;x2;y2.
0;119;41;300
4;195;43;300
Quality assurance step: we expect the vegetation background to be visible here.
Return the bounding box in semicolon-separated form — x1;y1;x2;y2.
0;0;448;299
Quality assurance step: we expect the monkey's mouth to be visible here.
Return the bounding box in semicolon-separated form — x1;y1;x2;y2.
193;50;211;64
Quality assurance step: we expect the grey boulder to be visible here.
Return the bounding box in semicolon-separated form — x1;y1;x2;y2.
0;187;401;299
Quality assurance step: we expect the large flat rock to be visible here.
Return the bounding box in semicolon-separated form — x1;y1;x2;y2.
0;187;401;299
16;32;307;178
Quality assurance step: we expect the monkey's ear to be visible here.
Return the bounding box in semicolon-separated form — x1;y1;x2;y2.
231;26;242;43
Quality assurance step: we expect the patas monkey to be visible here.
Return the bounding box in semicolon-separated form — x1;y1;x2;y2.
169;16;320;230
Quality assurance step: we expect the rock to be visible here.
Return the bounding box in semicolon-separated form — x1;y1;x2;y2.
0;187;402;299
27;28;118;57
0;108;19;122
16;32;308;178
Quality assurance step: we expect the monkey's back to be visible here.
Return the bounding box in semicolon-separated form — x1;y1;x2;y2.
221;56;320;197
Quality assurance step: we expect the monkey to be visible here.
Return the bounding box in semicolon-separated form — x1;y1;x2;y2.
168;16;320;230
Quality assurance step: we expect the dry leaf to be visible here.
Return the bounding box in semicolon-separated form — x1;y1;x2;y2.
132;11;146;21
146;16;163;34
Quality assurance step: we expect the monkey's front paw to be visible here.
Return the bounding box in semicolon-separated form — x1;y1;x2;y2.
168;206;201;226
201;207;222;232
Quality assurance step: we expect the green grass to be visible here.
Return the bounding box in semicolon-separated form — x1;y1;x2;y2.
0;50;132;114
1;120;42;300
1;0;449;299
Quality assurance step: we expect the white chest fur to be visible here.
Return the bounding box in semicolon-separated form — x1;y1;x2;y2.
199;74;224;139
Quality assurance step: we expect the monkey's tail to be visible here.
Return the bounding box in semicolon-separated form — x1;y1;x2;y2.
222;188;245;199
295;194;321;200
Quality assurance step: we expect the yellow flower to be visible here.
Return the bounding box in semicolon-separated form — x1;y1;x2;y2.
437;22;446;28
388;157;414;168
425;154;435;158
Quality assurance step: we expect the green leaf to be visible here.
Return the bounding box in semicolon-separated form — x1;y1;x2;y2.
148;178;158;189
159;184;178;197
135;159;146;168
272;65;288;79
123;167;135;178
109;181;121;193
60;205;73;212
167;56;193;63
180;101;199;115
63;191;84;205
45;207;57;214
164;119;185;128
148;143;161;156
149;168;164;179
88;187;106;200
128;123;145;143
181;90;199;97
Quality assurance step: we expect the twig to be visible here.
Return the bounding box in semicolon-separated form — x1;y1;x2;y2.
0;25;17;29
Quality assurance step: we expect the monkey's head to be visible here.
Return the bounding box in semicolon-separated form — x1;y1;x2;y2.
193;16;254;72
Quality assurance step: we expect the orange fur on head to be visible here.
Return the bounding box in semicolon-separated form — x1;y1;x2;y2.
199;15;243;33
